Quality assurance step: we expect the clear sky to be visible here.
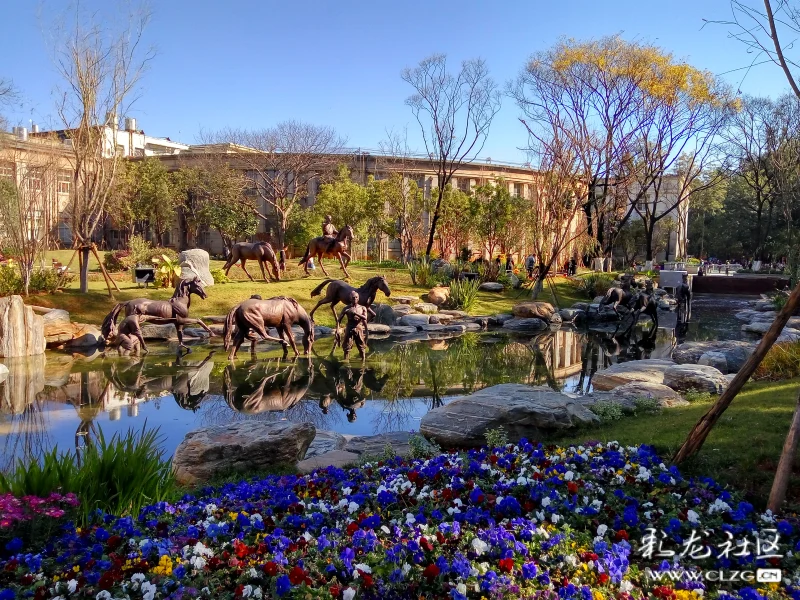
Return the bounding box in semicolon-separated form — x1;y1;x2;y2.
0;0;792;163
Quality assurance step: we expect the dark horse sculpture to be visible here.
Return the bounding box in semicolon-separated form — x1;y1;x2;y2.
222;241;281;282
598;280;634;316
309;275;391;322
223;359;312;414
101;278;213;354
298;225;354;278
223;296;315;360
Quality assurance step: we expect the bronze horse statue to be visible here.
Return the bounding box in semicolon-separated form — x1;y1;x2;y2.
101;278;213;354
223;296;315;360
309;275;391;322
222;241;281;282
299;225;354;278
223;359;312;414
597;279;635;316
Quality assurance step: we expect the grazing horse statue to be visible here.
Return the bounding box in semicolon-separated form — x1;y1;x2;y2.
309;275;391;322
222;241;281;282
223;360;312;414
223;296;315;360
101;278;213;354
299;225;354;278
620;292;659;334
598;283;635;316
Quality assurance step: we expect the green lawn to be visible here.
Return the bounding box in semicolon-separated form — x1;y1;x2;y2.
29;255;589;327
553;379;800;511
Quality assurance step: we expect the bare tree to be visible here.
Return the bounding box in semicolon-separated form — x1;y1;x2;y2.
51;2;154;293
0;77;18;132
402;54;502;258
209;121;345;248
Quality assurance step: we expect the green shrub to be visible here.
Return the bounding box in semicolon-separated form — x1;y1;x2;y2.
447;277;481;311
408;257;435;287
754;340;800;381
127;234;155;267
210;268;229;284
632;397;663;415
0;263;22;296
0;447;77;497
687;257;701;265
590;400;625;423
572;273;614;299
408;432;441;460
484;426;509;449
103;249;131;272
28;269;64;293
476;260;501;283
683;389;715;403
771;292;789;311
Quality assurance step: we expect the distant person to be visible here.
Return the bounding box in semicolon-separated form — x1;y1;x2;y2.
505;255;514;273
569;257;577;276
525;254;536;278
725;260;730;276
307;257;316;273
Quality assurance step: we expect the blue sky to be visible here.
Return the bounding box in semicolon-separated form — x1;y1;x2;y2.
0;0;792;163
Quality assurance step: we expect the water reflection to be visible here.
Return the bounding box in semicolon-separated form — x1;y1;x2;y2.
0;300;743;469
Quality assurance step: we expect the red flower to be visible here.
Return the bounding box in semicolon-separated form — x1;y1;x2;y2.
346;522;360;536
653;586;676;599
422;563;440;581
234;584;245;598
234;540;249;558
489;455;499;465
263;561;279;576
419;537;434;552
288;566;307;585
498;558;514;573
598;573;609;585
330;584;341;597
567;481;578;494
614;529;629;541
361;573;374;587
106;535;122;551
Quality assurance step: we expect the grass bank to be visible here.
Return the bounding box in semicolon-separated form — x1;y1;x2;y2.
554;378;800;511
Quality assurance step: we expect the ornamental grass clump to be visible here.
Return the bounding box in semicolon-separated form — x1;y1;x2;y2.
447;277;481;311
572;272;614;299
754;340;800;381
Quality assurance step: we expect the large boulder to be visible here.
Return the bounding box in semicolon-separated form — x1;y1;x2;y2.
367;323;391;334
0;362;7;383
371;303;397;325
592;359;676;391
414;303;439;314
399;314;430;328
42;309;73;346
479;282;504;292
65;324;103;349
141;323;179;340
0;296;45;357
420;384;599;448
513;302;555;320
559;308;585;323
502;318;548;332
663;364;728;395
698;351;729;374
426;286;450;306
488;313;514;326
605;381;688;408
344;431;426;458
304;430;347;459
179;249;214;287
172;421;315;485
672;340;756;373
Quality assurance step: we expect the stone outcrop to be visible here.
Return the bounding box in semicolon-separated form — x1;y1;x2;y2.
414;303;439;314
479;282;504;292
0;296;45;357
591;359;676;391
698;351;728;373
344;431;426;458
513;302;555;320
427;286;450;306
141;323;179;340
663;364;728;394
604;381;688;408
672;340;756;373
367;323;391;334
42;309;73;346
559;308;585;322
179;249;214;287
392;296;419;305
304;430;347;459
370;303;397;325
172;421;315;485
420;384;599;448
297;450;359;474
399;314;430;328
64;324;104;349
501;318;548;332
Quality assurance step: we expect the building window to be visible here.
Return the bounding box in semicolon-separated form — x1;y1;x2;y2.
514;183;523;197
457;178;470;193
115;144;125;157
26;168;43;193
134;147;145;157
57;170;72;194
0;162;14;180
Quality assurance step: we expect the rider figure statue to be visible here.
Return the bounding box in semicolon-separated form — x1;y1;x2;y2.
322;215;338;252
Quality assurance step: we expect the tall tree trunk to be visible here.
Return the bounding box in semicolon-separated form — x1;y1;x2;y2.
673;280;800;464
425;187;445;258
644;222;656;261
79;246;91;294
767;387;800;512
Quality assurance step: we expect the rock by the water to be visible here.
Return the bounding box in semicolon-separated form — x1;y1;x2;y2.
367;323;391;334
439;310;469;318
172;421;315;485
427;286;450;306
345;431;423;458
42;309;73;346
420;384;599;448
513;302;555;320
179;249;214;287
65;324;103;348
314;326;333;337
488;313;514;326
442;324;467;333
672;340;755;373
502;318;548;332
698;351;729;374
592;359;676;391
462;322;483;332
549;313;563;324
391;304;415;316
421;324;445;331
304;430;347;459
433;313;453;324
370;303;397;325
777;330;800;343
414;303;439;314
390;326;417;335
392;296;419;305
0;362;7;383
559;308;585;322
663;364;728;394
572;302;590;312
183;327;210;339
479;282;504;292
0;296;45;357
399;314;430;328
141;323;179;340
297;450;359;474
606;381;688;408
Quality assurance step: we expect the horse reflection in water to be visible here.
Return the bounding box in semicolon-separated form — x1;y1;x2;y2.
310;359;389;422
223;359;313;414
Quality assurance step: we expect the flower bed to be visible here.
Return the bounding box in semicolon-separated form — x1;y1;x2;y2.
1;442;798;600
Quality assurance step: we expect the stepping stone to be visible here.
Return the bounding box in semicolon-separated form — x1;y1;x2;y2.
390;326;417;335
297;450;359;474
367;323;391;334
439;310;468;318
592;359;675;391
479;282;504;292
345;431;417;457
392;296;419;305
399;314;430;328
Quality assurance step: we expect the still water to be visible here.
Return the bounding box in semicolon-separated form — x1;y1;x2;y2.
0;296;748;469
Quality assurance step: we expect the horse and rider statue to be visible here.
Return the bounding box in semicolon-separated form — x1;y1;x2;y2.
299;215;354;278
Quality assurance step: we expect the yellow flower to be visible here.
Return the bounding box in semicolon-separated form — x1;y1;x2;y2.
593;592;605;600
151;554;173;576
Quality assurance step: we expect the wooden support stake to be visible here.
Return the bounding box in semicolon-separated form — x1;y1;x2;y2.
90;243;120;294
767;387;800;512
673;280;800;464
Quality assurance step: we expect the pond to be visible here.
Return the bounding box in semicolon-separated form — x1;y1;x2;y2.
0;295;750;470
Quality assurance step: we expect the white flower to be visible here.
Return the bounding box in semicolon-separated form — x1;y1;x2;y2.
253;587;263;599
597;524;608;536
354;563;372;573
564;470;574;481
620;581;634;593
204;503;217;515
142;581;157;600
131;573;147;584
405;513;416;524
541;497;551;507
96;593;112;600
472;537;489;556
190;556;207;570
381;526;390;534
343;588;356;600
241;585;253;598
248;568;259;578
402;562;412;575
457;583;467;595
348;501;359;514
687;509;700;523
551;513;560;524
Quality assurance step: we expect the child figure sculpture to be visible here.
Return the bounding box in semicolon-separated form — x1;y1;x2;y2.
336;290;374;360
